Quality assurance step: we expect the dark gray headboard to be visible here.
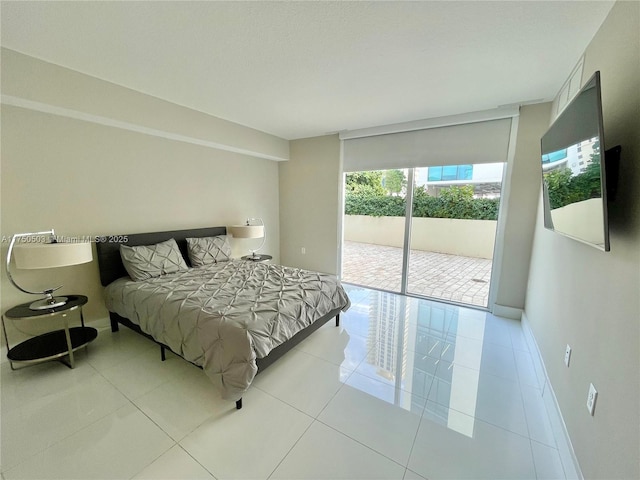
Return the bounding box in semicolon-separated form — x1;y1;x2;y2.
95;226;227;286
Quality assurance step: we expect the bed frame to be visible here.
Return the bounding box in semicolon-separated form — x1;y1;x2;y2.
95;226;341;410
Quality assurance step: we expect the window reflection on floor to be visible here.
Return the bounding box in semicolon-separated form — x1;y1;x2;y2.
354;288;487;437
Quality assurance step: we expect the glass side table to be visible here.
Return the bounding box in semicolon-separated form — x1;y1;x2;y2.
2;295;97;370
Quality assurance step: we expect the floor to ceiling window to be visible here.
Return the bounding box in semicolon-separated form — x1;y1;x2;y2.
341;163;503;308
342;169;407;292
406;163;503;307
340;111;516;309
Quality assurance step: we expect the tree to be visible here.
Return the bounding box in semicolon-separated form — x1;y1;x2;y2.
345;171;386;196
383;169;407;196
544;141;602;209
544;168;574;209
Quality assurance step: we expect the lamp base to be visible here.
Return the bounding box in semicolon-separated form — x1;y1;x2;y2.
29;296;68;311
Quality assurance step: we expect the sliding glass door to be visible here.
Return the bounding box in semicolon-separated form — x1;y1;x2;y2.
342;170;407;293
342;163;503;308
406;164;502;307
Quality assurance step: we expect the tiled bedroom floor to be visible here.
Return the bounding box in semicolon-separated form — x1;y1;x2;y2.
1;285;569;480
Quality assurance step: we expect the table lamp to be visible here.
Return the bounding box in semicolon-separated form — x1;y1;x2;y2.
228;218;266;260
6;229;93;310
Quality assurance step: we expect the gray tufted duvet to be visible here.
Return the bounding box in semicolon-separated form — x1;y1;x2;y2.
103;260;351;400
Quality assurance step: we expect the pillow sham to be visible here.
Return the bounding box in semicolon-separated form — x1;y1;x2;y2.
186;235;231;266
120;238;188;281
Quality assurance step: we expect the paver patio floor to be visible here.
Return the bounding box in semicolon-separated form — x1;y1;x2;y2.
342;241;492;307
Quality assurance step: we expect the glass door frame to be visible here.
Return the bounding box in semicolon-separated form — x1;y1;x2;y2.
342;165;500;311
399;168;415;294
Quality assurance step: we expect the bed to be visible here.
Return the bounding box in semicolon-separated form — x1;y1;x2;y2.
96;226;350;409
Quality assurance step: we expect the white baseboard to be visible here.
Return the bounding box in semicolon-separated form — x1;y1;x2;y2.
492;303;523;320
521;312;583;480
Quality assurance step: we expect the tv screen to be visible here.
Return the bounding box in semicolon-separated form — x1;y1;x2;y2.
540;71;610;251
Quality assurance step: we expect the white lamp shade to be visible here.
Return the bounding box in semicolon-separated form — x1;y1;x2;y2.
228;225;265;239
13;242;93;269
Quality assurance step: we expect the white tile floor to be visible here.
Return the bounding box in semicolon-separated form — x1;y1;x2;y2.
1;285;569;480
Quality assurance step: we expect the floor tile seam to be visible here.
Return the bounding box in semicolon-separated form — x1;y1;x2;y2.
519;378;546;391
313;418;410;470
403;467;426;480
420;396;533;443
294;332;374;358
1;354;130;459
509;344;536;445
510;343;561;452
1;400;143;477
264;416;316;480
528;437;543;480
530;437;565;453
127;377;216;444
436;358;523;387
94;357;179;403
92;357;203;442
399;330;516;352
127;442;179;480
313;366;357;421
249;384;319;421
506;324;533;355
287;341;369;374
121;396;181;446
121;394;221;477
294;331;379;373
517;386;561;451
86;338;158;371
512;345;533;355
513;361;545;393
404;388;431;472
0;359;105;416
349;366;434;403
406;355;520;388
174;444;221;480
529;439;568;480
86;351;151;374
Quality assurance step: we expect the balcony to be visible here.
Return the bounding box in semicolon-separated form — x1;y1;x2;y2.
342;214;497;308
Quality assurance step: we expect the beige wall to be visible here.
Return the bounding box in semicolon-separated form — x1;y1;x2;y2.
2;48;290;161
344;215;497;259
1;54;282;326
279;135;341;274
524;2;640;478
491;103;552;313
281;110;551;314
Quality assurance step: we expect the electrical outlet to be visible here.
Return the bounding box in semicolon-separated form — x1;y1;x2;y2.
564;344;571;367
301;247;306;255
587;383;598;415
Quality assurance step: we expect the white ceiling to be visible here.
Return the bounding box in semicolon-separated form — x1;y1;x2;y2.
1;1;614;140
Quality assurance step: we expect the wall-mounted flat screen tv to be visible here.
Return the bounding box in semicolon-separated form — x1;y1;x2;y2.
540;71;610;251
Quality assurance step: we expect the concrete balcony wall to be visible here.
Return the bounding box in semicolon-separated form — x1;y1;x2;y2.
344;215;497;259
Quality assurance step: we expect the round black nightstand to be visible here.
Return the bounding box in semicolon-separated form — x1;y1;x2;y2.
2;295;97;370
241;254;272;263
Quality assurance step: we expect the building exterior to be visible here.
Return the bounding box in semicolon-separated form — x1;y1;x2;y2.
416;163;504;198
